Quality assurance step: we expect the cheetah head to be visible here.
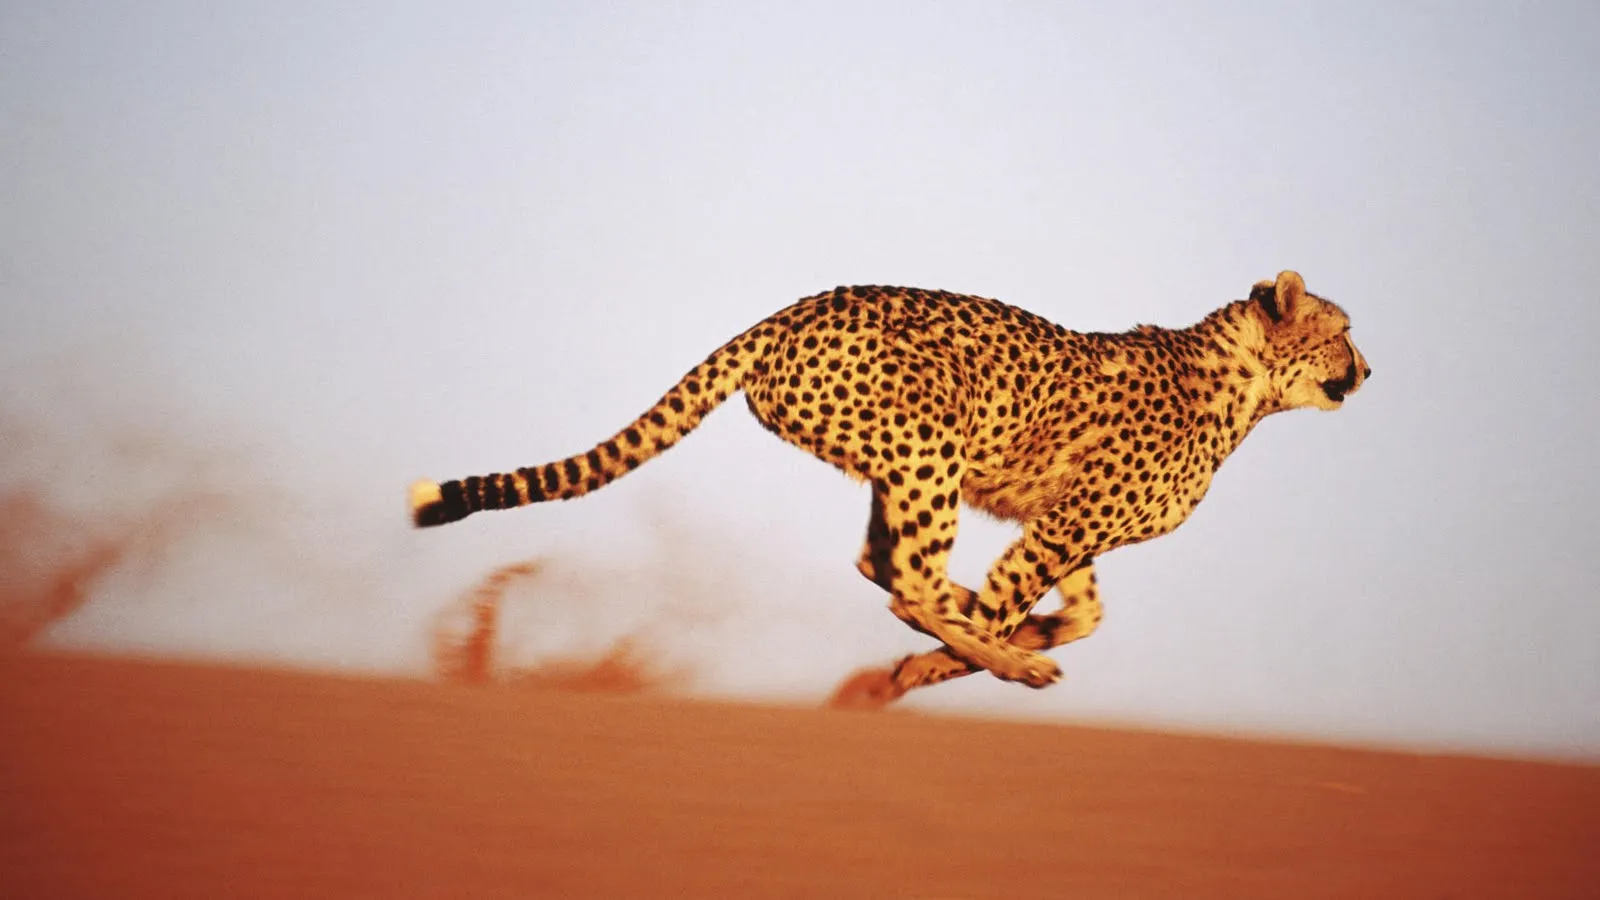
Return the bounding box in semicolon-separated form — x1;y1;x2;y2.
1251;271;1371;412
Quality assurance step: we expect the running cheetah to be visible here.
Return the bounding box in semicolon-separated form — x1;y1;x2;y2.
410;271;1369;704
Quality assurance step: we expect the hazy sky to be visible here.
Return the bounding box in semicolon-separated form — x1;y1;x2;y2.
3;2;1597;759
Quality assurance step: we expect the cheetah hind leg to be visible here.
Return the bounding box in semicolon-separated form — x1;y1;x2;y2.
854;485;937;636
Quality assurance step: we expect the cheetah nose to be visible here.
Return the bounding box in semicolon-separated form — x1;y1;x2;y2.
1363;365;1372;379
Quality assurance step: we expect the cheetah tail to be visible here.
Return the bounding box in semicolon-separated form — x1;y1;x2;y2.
410;339;750;528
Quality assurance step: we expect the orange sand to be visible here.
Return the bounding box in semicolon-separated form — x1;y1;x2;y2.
2;652;1595;899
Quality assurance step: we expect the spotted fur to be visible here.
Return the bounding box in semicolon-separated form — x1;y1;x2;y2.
411;270;1369;701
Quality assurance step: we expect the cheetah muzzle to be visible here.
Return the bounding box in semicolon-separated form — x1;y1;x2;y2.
410;269;1369;705
1321;363;1360;403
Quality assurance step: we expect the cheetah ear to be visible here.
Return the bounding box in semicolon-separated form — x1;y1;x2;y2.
1253;271;1308;324
1272;270;1309;321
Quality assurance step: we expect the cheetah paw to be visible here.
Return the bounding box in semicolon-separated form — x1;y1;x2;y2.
996;651;1062;689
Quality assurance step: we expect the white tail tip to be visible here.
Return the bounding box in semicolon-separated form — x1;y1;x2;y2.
409;479;443;515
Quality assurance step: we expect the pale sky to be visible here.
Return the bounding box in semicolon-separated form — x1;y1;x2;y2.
3;2;1597;759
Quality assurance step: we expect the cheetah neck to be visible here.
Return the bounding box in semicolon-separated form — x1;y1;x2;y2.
1182;300;1280;459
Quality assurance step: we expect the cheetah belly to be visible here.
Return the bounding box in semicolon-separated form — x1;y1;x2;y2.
960;461;1067;523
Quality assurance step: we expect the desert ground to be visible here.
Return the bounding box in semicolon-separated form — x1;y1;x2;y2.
2;652;1596;899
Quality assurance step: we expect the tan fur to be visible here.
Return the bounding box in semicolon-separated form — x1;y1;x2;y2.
412;271;1369;701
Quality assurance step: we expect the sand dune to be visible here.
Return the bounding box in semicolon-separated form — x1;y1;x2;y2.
2;652;1595;898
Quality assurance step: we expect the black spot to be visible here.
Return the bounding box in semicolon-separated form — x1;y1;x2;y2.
914;464;935;480
517;467;546;502
542;465;562;495
585;449;603;476
481;476;503;509
564;458;582;486
442;476;474;509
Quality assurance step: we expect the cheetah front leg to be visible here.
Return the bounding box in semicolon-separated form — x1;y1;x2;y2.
835;535;1098;708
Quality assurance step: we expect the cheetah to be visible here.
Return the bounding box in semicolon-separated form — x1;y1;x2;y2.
410;270;1369;705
